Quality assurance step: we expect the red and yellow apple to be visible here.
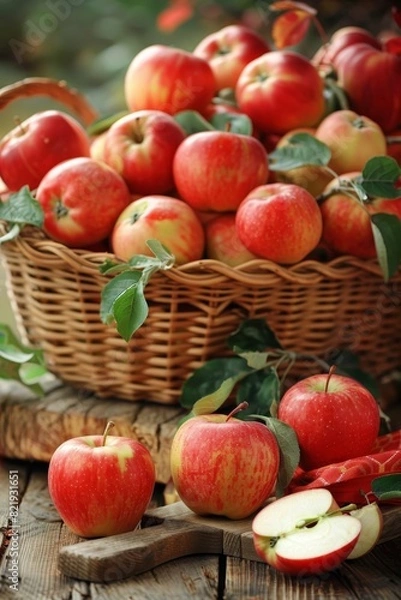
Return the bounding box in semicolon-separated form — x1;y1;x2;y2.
193;24;270;91
36;157;131;248
205;212;258;266
0;109;91;191
124;44;216;115
102;110;185;195
315;110;387;174
170;408;280;519
235;182;322;264
48;422;156;538
320;172;401;259
111;194;205;265
277;370;381;470
173;130;269;212
235;50;326;135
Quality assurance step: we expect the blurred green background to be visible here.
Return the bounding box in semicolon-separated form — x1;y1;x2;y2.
0;0;398;332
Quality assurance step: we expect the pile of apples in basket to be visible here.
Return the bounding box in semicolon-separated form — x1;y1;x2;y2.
1;1;401;578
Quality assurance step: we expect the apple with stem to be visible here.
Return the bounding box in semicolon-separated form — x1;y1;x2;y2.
36;157;132;248
235;182;323;264
170;402;280;519
124;44;216;115
193;24;270;91
252;488;361;576
48;421;156;538
235;50;325;135
173;130;269;212
277;367;381;471
111;194;205;265
315;109;387;174
0;109;91;192
102;110;185;195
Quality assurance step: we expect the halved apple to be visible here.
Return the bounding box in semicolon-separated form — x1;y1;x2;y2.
346;502;383;559
252;488;361;576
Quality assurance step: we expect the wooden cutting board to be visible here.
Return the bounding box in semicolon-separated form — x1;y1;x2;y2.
58;500;401;583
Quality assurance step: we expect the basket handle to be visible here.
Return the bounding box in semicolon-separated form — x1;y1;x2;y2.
0;77;98;126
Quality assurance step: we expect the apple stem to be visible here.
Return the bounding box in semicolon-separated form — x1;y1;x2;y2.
225;401;249;421
295;503;358;529
324;365;336;393
102;420;115;446
13;116;26;135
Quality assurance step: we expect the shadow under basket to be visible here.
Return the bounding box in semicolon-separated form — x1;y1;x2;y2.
1;225;400;404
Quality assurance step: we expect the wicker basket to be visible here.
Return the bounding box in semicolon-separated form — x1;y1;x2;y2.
1;79;400;404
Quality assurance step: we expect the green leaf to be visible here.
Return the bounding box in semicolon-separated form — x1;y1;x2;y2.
0;324;49;395
174;110;215;135
86;110;129;135
268;133;331;171
210;112;253;135
100;270;147;340
371;473;401;500
228;319;282;352
192;375;244;416
180;356;250;410
361;156;401;199
0;186;44;235
236;368;280;418
250;415;300;498
371;213;401;281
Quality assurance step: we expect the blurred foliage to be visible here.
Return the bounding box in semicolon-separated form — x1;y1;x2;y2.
0;0;397;128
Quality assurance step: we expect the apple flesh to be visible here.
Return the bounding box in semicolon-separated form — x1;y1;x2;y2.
277;370;381;470
346;502;383;559
48;424;156;538
170;408;280;519
252;488;361;576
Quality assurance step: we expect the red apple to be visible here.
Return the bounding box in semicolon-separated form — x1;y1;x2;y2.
36;157;131;248
193;24;270;91
48;422;156;538
205;212;258;266
312;26;381;69
173;130;269;212
0;109;91;192
90;131;108;162
277;369;381;470
235;182;322;264
315;110;387;175
320;172;401;259
252;488;361;576
111;194;205;265
235;50;326;135
332;42;401;133
124;44;216;115
102;110;185;195
274;127;334;197
169;406;280;519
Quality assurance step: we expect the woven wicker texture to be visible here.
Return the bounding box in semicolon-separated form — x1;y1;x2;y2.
0;79;400;404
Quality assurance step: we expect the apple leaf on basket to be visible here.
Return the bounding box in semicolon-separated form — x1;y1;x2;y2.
180;318;380;419
0;324;50;395
99;240;175;341
0;186;43;243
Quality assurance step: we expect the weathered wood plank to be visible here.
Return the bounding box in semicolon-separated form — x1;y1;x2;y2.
224;537;401;600
0;380;185;483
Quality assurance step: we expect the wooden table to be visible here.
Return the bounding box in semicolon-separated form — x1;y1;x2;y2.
1;458;401;600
